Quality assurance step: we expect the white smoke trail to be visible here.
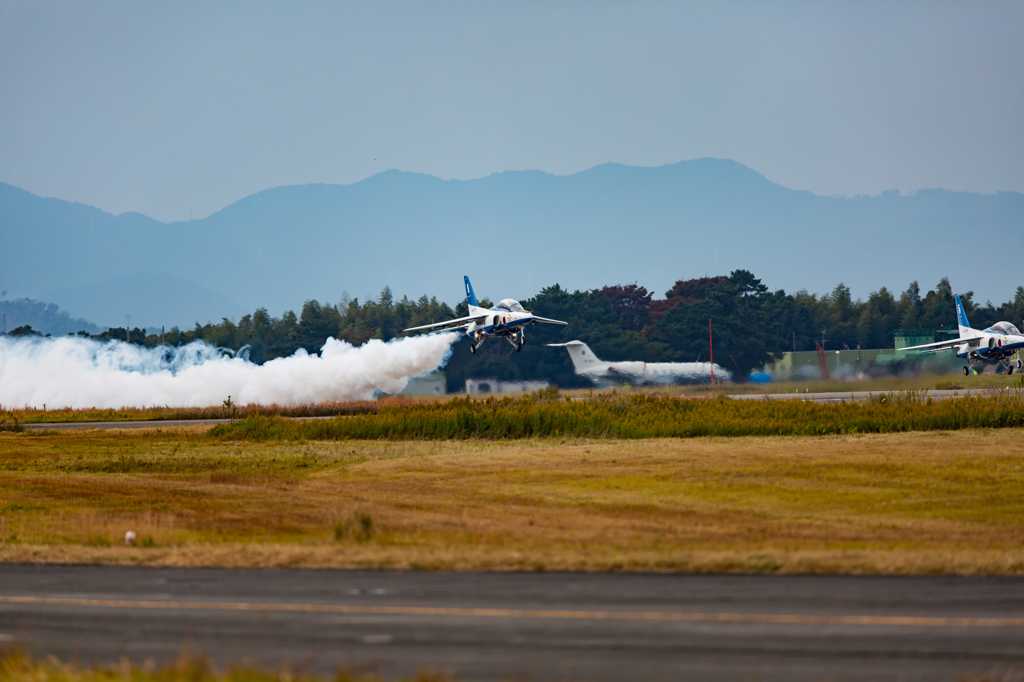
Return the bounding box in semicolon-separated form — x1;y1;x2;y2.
0;333;458;409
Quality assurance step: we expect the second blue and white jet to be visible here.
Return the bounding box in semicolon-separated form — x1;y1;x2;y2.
903;295;1024;375
403;276;567;354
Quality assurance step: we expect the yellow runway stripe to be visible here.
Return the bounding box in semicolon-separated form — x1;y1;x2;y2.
1;595;1022;628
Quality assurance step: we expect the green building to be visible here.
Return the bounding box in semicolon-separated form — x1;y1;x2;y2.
894;326;958;356
764;326;963;380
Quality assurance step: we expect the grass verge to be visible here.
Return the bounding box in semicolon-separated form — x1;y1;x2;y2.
209;391;1024;441
0;651;1014;682
12;373;1024;425
4;400;395;424
0;650;448;682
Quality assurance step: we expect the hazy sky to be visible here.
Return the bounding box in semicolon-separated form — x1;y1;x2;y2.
2;1;1022;223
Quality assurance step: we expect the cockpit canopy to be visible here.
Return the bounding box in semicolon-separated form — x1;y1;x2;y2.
984;321;1021;335
495;298;525;312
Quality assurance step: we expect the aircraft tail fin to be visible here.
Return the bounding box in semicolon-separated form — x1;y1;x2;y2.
548;340;601;372
464;276;479;307
955;295;972;337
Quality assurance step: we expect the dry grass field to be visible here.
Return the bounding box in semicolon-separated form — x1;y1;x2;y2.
2;425;1023;574
0;651;446;682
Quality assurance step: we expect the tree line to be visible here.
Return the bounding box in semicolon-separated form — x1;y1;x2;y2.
9;274;1023;388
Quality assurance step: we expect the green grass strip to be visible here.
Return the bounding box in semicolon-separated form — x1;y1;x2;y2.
209;391;1024;441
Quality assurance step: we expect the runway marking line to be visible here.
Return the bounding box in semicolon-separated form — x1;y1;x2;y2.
1;595;1022;628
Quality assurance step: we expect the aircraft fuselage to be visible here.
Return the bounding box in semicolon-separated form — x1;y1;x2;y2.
465;304;535;340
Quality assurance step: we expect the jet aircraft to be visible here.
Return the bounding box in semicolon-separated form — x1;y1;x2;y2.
548;340;730;385
902;295;1024;375
403;276;567;353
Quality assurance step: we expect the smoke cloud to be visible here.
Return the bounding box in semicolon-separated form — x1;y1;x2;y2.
0;333;458;409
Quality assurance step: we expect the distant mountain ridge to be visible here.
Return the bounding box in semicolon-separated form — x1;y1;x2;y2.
2;159;1022;327
44;273;247;330
0;297;101;337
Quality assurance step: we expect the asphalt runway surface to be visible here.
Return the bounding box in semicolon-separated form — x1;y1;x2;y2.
729;388;1001;403
1;566;1023;681
21;388;1012;430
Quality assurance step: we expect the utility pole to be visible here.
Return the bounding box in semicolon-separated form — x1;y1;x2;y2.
125;315;132;344
792;331;796;354
161;325;165;346
820;329;827;350
709;318;715;387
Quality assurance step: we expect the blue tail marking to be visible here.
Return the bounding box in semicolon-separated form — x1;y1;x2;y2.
464;276;479;307
955;295;970;328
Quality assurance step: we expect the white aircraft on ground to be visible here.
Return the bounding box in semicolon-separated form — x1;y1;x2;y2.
548;340;730;385
902;295;1024;375
403;276;567;353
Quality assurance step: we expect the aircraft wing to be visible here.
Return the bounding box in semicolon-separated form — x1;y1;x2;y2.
404;314;488;332
532;316;568;325
900;337;971;353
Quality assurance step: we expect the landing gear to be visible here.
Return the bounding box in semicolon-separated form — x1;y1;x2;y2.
963;366;970;376
470;344;476;354
506;330;526;352
996;358;1016;375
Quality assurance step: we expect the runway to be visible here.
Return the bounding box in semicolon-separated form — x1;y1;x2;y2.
1;565;1022;681
729;387;1004;403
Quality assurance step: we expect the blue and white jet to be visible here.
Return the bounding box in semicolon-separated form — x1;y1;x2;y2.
403;276;567;354
903;295;1024;375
